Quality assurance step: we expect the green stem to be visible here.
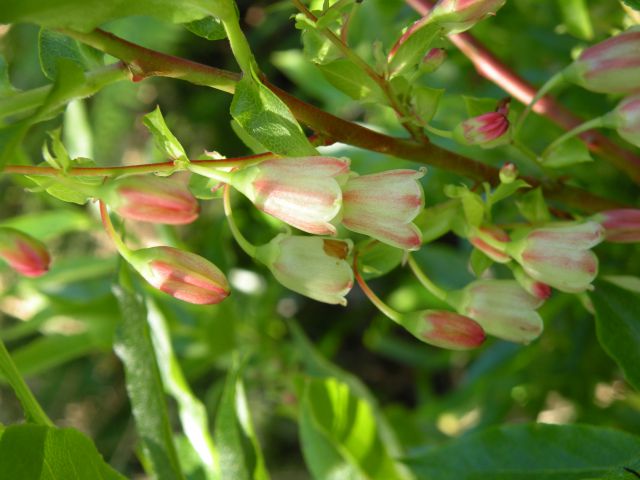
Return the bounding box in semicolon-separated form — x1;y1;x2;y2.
222;184;257;258
353;254;403;323
425;124;453;139
541;116;607;159
99;200;134;263
407;254;448;302
0;338;53;426
187;164;235;183
514;71;566;138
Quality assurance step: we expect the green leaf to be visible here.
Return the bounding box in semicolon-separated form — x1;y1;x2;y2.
389;22;441;77
357;241;404;280
542;136;593;168
300;377;411;480
557;0;593;40
214;363;270;480
113;270;185;480
38;29;99;80
469;248;493;277
0;208;92;241
184;16;227;40
406;423;640;480
462;95;499;118
230;76;317;157
415;201;460;243
411;85;444;123
516;187;551;223
0;424;126;479
623;0;640;10
445;185;485;228
488;179;530;208
590;280;640;391
318;58;384;101
142;106;189;165
0;0;214;32
26;174;101;205
0;55;16;97
296;17;342;65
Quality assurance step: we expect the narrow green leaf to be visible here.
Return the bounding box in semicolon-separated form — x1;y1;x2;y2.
318;58;384;101
590;280;640;391
557;0;593;40
542;136;593;168
113;270;185;480
230;77;317;157
406;423;640;480
469;248;493;277
0;424;126;479
142;106;189;164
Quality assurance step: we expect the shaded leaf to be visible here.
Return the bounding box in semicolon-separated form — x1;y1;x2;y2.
318;58;384;101
185;16;227;40
142;106;189;164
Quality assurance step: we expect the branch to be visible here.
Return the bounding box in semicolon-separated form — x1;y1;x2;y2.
406;0;640;184
42;28;626;212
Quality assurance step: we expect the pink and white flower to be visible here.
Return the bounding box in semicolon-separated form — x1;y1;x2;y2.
231;156;350;235
0;227;51;277
454;110;509;146
468;226;511;263
610;95;640;148
428;0;507;34
341;169;425;250
593;209;640;243
401;310;485;350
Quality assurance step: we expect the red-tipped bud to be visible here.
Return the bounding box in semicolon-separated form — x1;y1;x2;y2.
106;175;199;225
401;310;485;350
0;227;51;277
428;0;506;34
421;48;447;73
130;247;229;305
342;169;425;250
454;111;509;146
593;209;640;243
499;162;518;184
610;95;640;148
469;226;511;263
512;264;552;301
565;26;640;94
506;222;604;293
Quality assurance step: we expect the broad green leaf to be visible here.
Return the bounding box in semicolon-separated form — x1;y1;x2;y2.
147;300;219;480
300;377;410;480
214;364;270;480
389;22;441;77
0;209;93;241
357;241;404;280
26;174;101;205
113;271;185;480
542;136;592;168
598;457;640;480
623;0;640;10
38;29;96;80
411;85;444;123
463;96;500;118
0;424;126;479
444;185;484;228
297;17;342;65
415;201;460;243
469;248;493;277
318;58;384;101
143;106;189;165
516;187;551;223
406;423;640;480
557;0;593;40
184;16;227;40
590;280;640;391
0;0;213;32
230;118;268;154
230;76;317;157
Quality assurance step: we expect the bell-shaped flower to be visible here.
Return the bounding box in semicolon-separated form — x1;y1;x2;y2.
564;26;640;94
230;156;350;235
468;226;511;263
401;310;485;350
592;208;640;243
609;95;640;148
0;227;51;277
105;175;199;225
341;169;425;250
449;279;544;343
130;246;230;305
506;221;604;293
255;234;353;305
454;110;509;147
428;0;507;34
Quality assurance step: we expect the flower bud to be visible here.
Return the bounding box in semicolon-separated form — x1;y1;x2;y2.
593;209;640;243
420;48;447;73
401;310;485;350
231;157;349;235
106;175;199;225
428;0;507;34
255;234;353;305
342;169;425;250
506;221;604;293
499;162;518;184
453;111;509;147
610;95;640;148
468;226;511;263
512;264;552;300
450;279;544;343
0;227;51;277
130;247;229;304
564;26;640;94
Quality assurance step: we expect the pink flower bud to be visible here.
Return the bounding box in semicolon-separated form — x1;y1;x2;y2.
255;234;353;305
0;227;51;277
468;226;511;263
499;162;518;184
421;48;447;73
107;176;199;225
565;26;640;94
428;0;507;34
611;95;640;148
451;279;544;343
594;209;640;243
131;247;229;304
453;111;509;146
231;157;349;236
512;264;552;301
401;310;485;350
342;169;425;250
506;222;604;293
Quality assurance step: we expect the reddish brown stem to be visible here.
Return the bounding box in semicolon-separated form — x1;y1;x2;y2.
407;0;640;184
